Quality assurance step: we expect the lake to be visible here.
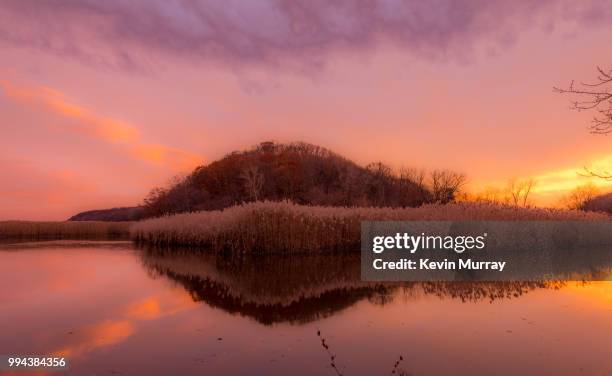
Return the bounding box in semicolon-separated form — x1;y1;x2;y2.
0;241;610;375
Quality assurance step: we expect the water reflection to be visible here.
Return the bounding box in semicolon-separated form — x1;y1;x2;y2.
139;248;390;325
138;247;570;325
1;242;610;375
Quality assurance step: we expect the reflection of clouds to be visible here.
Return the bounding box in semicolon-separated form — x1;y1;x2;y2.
0;247;200;372
126;293;195;320
55;320;134;357
0;250;100;302
38;256;99;293
126;298;162;320
565;281;612;307
51;291;196;360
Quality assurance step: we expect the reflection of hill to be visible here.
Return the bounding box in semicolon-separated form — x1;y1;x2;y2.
138;248;568;325
139;249;391;324
139;250;378;305
165;270;388;325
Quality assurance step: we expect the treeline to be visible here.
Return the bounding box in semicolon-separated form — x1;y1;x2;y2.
569;188;612;214
143;141;466;217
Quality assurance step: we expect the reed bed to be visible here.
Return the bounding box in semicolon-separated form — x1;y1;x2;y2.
0;221;132;240
131;201;610;253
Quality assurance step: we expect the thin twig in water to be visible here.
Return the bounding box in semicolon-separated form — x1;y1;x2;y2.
390;355;404;374
317;329;343;376
317;329;408;376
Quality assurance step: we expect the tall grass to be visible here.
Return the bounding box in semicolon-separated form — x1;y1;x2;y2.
131;201;609;252
0;221;132;240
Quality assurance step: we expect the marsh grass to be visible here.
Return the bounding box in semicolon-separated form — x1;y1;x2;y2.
131;201;609;252
0;221;132;240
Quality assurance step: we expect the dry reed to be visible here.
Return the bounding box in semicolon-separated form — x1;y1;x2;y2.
0;221;132;240
131;201;609;252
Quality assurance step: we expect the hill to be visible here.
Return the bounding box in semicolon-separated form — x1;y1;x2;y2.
141;141;463;218
69;207;145;222
583;192;612;214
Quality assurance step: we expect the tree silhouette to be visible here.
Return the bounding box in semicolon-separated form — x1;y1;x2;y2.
555;66;612;134
555;66;612;179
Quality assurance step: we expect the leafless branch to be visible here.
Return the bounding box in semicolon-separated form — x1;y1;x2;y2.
554;66;612;134
581;166;612;180
507;178;536;207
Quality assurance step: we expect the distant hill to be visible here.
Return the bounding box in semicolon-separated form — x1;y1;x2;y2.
141;141;463;218
69;207;145;222
583;192;612;214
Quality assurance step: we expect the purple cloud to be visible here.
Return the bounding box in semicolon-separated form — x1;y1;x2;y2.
0;0;610;70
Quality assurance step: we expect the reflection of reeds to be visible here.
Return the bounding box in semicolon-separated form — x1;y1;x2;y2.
414;281;566;303
138;249;569;325
0;221;132;240
139;248;390;324
131;201;608;252
139;249;369;305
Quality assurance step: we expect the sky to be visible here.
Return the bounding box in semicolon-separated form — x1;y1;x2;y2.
1;0;612;220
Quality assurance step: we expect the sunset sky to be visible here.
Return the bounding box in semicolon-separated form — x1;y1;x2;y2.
2;0;612;220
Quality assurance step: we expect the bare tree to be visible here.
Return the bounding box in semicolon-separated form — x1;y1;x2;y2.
471;186;509;204
561;183;599;210
556;66;612;179
240;164;264;201
554;66;612;134
430;170;466;204
366;162;394;205
398;167;430;207
507;178;536;207
399;167;427;189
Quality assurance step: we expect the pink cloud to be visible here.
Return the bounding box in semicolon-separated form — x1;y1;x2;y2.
0;1;610;71
0;80;203;170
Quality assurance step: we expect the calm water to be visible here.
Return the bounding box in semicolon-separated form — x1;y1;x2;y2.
0;241;610;375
